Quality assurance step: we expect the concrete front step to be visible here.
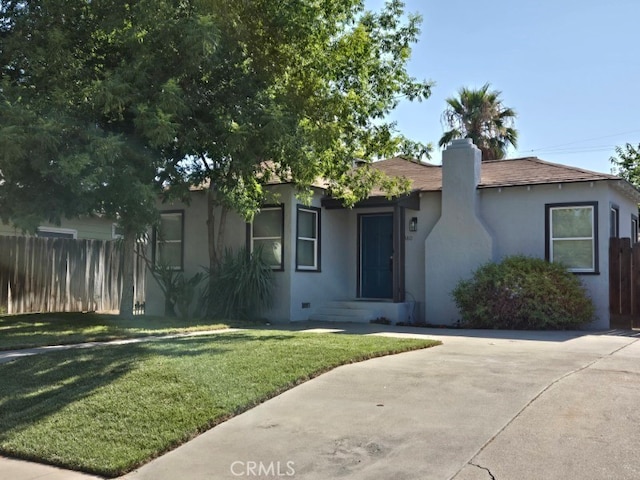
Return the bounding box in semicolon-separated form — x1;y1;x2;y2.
309;302;376;323
308;300;414;324
326;301;390;309
308;313;373;323
314;307;373;317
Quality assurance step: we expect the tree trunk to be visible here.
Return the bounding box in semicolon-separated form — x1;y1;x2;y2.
206;185;218;317
205;186;231;317
207;184;218;269
119;229;135;319
217;205;229;259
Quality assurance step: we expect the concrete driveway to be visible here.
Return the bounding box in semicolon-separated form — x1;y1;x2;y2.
3;324;640;480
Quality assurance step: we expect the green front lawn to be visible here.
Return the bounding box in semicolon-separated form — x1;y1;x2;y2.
0;330;440;477
0;312;230;350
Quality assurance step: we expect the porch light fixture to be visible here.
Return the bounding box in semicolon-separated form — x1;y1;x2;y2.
409;217;418;232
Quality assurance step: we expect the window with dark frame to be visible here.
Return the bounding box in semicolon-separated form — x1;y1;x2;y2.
632;215;639;244
296;205;320;271
154;211;184;270
610;205;619;238
251;206;284;270
545;202;598;274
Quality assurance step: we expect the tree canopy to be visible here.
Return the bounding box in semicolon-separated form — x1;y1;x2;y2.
0;0;432;314
610;143;640;187
1;0;431;226
438;83;518;161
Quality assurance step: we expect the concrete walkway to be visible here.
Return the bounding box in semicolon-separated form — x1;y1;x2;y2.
2;324;640;480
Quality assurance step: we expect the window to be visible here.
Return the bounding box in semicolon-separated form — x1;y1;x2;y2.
37;227;77;239
610;205;619;238
545;202;598;273
632;215;639;244
154;211;184;270
296;206;320;271
112;223;124;240
251;206;284;270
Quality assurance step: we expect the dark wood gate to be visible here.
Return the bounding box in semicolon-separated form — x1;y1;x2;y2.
609;237;640;329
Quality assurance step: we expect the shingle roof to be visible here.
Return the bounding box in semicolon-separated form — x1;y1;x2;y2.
371;156;621;192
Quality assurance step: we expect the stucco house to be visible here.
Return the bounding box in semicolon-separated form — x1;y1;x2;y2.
145;139;640;329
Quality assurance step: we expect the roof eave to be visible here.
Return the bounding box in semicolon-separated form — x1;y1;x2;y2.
322;190;421;210
611;179;640;203
476;178;612;190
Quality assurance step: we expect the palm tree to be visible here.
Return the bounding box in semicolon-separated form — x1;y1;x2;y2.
439;83;518;161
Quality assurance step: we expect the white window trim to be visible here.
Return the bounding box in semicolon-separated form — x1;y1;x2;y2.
37;226;78;239
296;207;319;271
548;205;596;273
251;206;284;270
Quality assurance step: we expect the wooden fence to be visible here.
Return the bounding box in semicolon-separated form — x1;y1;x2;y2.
0;236;146;314
609;237;640;329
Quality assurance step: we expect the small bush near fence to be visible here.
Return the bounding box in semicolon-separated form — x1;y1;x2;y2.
452;255;595;329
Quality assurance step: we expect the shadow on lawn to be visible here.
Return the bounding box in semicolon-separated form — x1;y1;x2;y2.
0;312;229;350
0;331;302;473
0;332;293;444
0;344;148;444
147;332;298;357
0;339;227;435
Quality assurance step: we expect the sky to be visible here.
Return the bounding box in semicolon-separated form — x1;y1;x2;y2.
366;0;640;173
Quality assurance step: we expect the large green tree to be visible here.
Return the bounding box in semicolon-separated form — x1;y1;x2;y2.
1;0;431;316
0;0;198;316
160;0;433;268
438;83;518;161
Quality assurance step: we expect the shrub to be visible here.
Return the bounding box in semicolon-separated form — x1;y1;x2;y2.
149;263;205;318
202;247;274;320
452;255;595;329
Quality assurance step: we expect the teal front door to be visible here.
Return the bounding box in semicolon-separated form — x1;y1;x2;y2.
360;214;393;299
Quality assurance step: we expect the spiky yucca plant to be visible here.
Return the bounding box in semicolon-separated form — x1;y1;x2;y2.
202;247;274;320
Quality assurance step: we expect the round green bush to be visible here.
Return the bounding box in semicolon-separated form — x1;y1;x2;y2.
452;255;595;329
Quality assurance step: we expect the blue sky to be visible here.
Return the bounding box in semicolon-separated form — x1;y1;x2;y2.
367;0;640;173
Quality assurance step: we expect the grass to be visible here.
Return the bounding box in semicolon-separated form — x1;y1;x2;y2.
0;330;440;477
0;312;232;350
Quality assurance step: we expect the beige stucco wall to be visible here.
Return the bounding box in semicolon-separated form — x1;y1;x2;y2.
478;180;637;329
144;185;310;322
144;191;247;317
479;182;612;260
404;192;441;322
262;185;293;322
288;195;351;321
400;176;638;329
